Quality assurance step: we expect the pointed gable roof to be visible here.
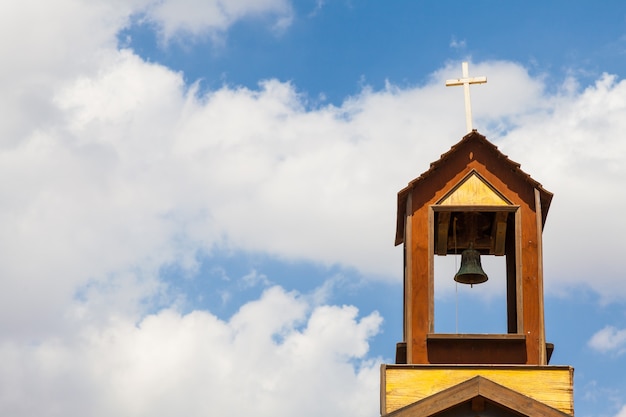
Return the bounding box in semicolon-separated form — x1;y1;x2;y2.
395;130;553;245
385;376;571;417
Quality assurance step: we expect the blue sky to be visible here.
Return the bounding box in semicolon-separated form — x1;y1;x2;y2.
121;1;626;102
2;1;626;416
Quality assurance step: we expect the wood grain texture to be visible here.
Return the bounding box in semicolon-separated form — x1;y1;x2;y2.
382;365;573;415
438;172;509;206
535;188;547;365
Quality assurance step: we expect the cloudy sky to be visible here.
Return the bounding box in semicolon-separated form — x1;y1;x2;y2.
2;1;626;416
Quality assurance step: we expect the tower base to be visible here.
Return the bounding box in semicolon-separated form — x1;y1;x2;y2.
381;364;573;416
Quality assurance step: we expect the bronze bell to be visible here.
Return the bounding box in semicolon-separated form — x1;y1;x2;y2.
454;243;488;285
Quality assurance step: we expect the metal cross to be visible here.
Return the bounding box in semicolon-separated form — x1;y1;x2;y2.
445;62;487;133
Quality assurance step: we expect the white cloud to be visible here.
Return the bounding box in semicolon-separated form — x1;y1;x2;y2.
239;269;272;288
0;0;133;144
449;37;466;49
496;74;626;301
588;326;626;354
615;404;626;417
0;286;382;417
141;0;293;42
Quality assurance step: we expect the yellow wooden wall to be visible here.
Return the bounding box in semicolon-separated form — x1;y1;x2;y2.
382;365;574;416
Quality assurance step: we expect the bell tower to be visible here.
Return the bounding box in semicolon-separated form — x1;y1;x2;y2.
380;64;574;417
395;132;553;366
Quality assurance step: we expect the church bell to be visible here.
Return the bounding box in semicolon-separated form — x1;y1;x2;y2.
454;243;488;285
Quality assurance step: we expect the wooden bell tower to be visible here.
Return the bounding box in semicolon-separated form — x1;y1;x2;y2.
379;64;574;417
395;130;553;366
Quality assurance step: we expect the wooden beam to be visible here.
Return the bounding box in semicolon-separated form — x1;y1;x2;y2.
436;211;451;255
492;211;509;255
471;396;485;412
404;195;413;362
427;208;435;333
426;334;527;364
535;188;547;365
515;209;524;334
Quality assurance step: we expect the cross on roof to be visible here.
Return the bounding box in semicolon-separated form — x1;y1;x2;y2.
445;62;487;133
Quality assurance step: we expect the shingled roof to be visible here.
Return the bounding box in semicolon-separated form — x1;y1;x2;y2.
395;130;553;246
